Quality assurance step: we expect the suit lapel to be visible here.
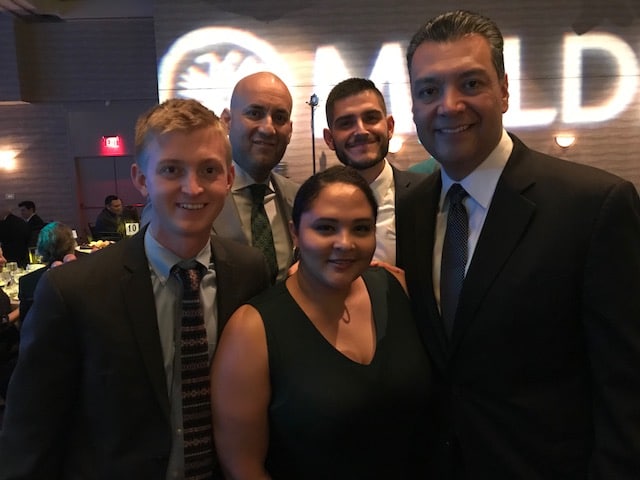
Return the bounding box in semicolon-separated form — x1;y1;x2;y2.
270;173;295;252
449;141;536;354
399;172;450;372
212;191;248;245
211;237;240;336
120;231;171;422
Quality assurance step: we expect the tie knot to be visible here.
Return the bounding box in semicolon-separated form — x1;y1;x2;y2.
248;183;268;204
172;263;205;293
447;183;468;206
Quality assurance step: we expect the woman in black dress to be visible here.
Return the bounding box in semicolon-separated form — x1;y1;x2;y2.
211;166;432;479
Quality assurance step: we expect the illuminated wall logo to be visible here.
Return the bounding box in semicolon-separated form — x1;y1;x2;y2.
159;27;640;134
158;27;294;115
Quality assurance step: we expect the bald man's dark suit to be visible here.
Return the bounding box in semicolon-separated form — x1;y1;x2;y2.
397;134;640;479
0;231;269;479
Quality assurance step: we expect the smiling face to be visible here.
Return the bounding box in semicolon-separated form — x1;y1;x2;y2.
292;182;376;292
131;126;234;258
323;90;394;184
225;72;293;182
409;34;509;180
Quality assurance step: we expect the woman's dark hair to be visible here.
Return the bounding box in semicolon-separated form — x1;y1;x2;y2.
36;222;76;265
292;165;378;230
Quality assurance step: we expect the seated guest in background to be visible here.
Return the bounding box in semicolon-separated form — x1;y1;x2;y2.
18;200;46;248
0;207;30;268
212;166;432;480
18;222;77;322
323;77;426;265
0;246;20;406
94;194;125;241
0;99;270;478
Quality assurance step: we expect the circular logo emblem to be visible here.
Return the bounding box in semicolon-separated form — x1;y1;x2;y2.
158;27;294;115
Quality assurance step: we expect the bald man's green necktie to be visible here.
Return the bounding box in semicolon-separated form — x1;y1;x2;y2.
249;183;278;282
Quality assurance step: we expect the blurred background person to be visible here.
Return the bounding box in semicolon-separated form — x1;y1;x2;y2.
212;165;431;480
18;200;46;248
0;207;30;268
0;246;20;415
19;222;77;322
94;194;125;241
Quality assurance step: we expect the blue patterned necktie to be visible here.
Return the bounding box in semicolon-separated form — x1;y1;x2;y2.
173;264;214;479
440;183;469;339
249;183;278;282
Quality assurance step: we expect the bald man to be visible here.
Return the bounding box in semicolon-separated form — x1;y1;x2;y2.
214;72;299;283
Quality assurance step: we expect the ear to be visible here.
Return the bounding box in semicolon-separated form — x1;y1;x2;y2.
501;74;509;114
220;108;231;130
386;114;395;139
323;128;336;150
288;220;299;248
226;163;235;192
286;121;293;144
131;163;148;198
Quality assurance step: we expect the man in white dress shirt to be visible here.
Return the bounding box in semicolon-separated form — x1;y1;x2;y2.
323;77;426;265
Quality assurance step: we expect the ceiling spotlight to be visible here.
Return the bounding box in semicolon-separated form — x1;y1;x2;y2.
554;134;576;148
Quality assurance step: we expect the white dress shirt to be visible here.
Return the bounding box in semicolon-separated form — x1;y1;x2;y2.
369;159;397;265
433;129;513;310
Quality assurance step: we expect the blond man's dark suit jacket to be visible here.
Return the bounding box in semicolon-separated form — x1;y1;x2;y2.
212;172;298;282
397;134;640;479
0;231;269;479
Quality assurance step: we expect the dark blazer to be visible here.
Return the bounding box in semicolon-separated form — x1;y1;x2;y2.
0;231;270;479
26;214;46;247
391;166;428;262
397;134;640;479
212;171;299;282
0;213;30;267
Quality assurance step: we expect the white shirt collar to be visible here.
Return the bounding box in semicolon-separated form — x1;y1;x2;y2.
144;229;212;284
369;159;394;204
440;129;513;210
232;161;273;193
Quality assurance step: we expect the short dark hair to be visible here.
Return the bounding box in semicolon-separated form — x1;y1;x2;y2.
18;200;35;211
325;78;386;127
104;195;119;206
406;10;506;80
292;165;378;230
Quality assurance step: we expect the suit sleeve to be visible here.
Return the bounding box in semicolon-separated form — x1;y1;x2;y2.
583;180;640;478
0;272;80;478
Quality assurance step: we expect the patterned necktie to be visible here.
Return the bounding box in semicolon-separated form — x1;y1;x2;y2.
440;183;469;339
173;264;214;479
249;183;278;282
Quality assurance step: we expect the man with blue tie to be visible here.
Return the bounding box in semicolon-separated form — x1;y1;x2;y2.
397;10;640;479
